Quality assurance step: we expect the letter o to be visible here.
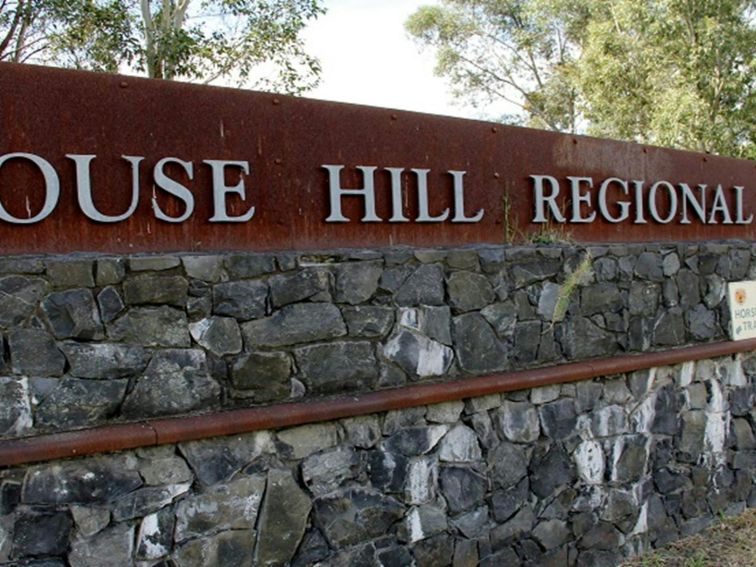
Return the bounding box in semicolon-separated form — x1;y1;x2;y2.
0;153;60;224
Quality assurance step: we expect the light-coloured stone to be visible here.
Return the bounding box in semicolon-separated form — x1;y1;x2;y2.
438;424;482;463
277;423;340;460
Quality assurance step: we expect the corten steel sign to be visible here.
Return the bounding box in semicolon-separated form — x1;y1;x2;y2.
0;63;754;254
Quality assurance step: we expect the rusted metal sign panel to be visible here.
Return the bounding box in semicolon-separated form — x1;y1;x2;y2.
0;63;753;254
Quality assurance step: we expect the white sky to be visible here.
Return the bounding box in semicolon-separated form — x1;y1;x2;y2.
301;0;485;120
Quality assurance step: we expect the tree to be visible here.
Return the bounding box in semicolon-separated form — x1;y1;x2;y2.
407;0;755;158
1;1;325;94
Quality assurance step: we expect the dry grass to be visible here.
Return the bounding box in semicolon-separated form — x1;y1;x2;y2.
621;509;756;567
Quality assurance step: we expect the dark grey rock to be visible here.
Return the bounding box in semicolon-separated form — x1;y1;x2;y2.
576;381;603;412
490;504;536;548
189;316;242;356
95;258;126;287
679;411;707;459
581;283;623;316
213;280;268;320
613;435;648;483
96;286;125;323
302;447;360;496
494;400;540;443
313;488;404;547
537;282;561;320
112;483;190;521
295;341;377;394
70;505;110;538
9;328;65;376
121;349;220;418
291;530;330;567
383;425;447;457
35;378;128;429
447;271;495;312
447;250;480;270
511;260;561;288
136;507;174;560
487;442;528;489
129;256;180;271
533;519;570;550
230;351;291;402
677;269;701;307
686;304;717;340
452;505;489;538
560;317;618;359
270;269;329;307
335;261;382;304
68;523;135;567
704;274;726;308
225;254;276;278
479;248;506;273
23;459;142;504
513;320;541;363
46;259;94;287
439;466;486;514
178;434;269;486
452;313;508;373
628;282;659;316
397;305;452;344
412;533;454;567
0;257;44;274
383;328;454;378
123;274;188;306
343;306;394;338
490;478;529;522
380;265;414;293
182;255;224;282
175;475;266;542
481;302;517;339
255;469;312;566
174;529;255;567
402;504;448;542
108;306;190;347
243;303;346;348
61;343;148;379
0;276;47;327
395;264;445;306
635;252;664;281
42;288;103;339
652;386;684;435
0;377;31;436
530;444;575;499
12;510;72;558
368;450;409;493
539;399;578;440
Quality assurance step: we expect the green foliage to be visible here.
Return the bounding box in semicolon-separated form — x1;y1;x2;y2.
1;0;325;94
407;0;755;158
552;251;591;324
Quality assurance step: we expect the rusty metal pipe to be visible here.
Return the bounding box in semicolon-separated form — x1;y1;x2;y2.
1;339;754;468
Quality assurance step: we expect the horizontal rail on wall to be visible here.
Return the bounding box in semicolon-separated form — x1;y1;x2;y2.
1;338;755;468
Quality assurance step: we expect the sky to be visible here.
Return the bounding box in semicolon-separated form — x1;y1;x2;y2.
301;0;485;120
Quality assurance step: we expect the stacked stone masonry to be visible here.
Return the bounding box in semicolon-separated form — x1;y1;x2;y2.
0;242;754;439
0;354;754;565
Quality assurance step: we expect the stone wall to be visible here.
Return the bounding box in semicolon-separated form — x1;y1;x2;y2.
1;242;754;439
0;354;754;566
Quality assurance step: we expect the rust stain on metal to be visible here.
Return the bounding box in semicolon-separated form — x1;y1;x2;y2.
0;63;753;254
1;339;754;468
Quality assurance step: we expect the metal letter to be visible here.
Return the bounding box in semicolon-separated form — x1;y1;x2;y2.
708;185;734;224
648;181;678;224
598;177;630;223
450;170;484;223
531;175;565;223
67;154;142;223
0;152;59;224
153;157;195;223
414;168;449;222
632;180;647;224
733;186;753;225
679;183;707;224
204;160;255;223
568;176;596;223
386;167;409;222
323;165;381;222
